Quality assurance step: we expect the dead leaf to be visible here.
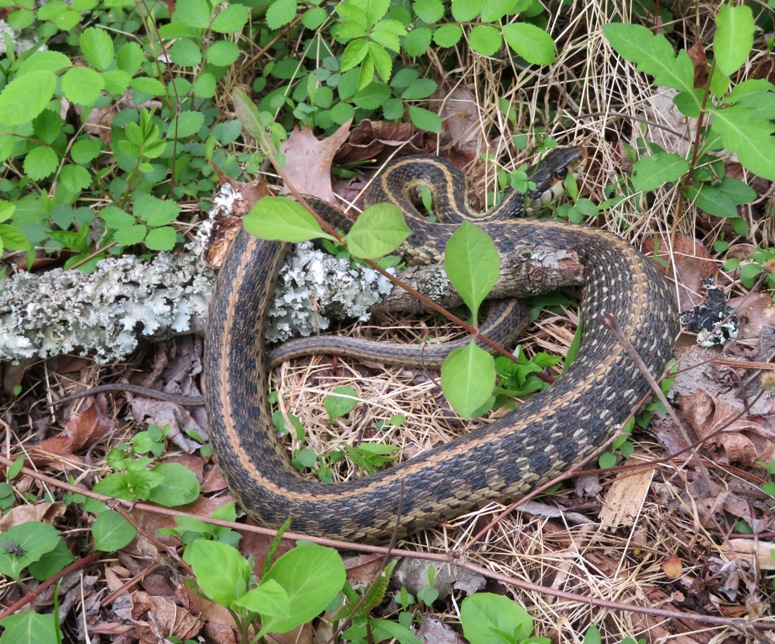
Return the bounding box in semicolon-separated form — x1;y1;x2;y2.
662;554;683;579
438;85;486;167
687;41;708;89
281;121;352;205
599;465;654;529
0;502;66;532
336;120;432;164
730;292;775;341
131;590;203;643
35;398;114;457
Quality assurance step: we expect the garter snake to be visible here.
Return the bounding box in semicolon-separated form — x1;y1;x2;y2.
205;149;678;542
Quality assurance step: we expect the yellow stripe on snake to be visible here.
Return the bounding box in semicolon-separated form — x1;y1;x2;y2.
204;150;678;543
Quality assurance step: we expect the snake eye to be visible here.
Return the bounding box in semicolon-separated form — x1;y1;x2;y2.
554;167;568;180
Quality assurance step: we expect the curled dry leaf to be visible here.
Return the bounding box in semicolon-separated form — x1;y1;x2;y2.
33;398;114;462
0;501;66;532
131;590;203;643
335;119;433;164
678;390;775;467
729;292;775;341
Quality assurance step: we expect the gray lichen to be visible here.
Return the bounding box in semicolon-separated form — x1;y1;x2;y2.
0;241;395;363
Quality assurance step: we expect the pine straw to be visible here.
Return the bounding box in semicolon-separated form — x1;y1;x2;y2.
267;1;775;640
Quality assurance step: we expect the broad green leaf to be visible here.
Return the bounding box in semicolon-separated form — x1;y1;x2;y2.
408;105;441;133
481;0;517;22
17;51;70;75
130;77;166;96
117;41;144;75
370;18;406;52
401;78;437;100
325;386;359;420
168;110;205;138
0;522;61;581
135;193;180;226
352;82;391;109
404;26;433;55
0;610;58;644
0;200;15;224
441;343;495;418
233;88;266;140
28;539;75;581
714;4;754;76
61;66;105;106
413;0;445;23
710;105;775;180
235;579;290;617
372;619;423;644
211;3;249;33
0;225;27;250
147;462;200;506
266;0;297;30
244;197;335;243
603;24;699;113
0;71;56;126
258;545;346;635
172;0;211;28
144;226;177;251
60;164;92;193
92;510;137;551
444;220;500;320
169;39;202;67
451;0;481;21
346;202;410;258
341;39;369;72
113;224;148;246
80;27;114;70
432;24;462;48
501;22;555;65
33;109;61;144
206;40;239;67
631;152;689;193
190;540;250;607
368;42;392;82
460;593;535;643
23;145;59;181
469;24;502;57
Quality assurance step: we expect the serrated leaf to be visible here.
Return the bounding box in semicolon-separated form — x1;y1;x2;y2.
710;105;775;181
267;0;297;29
130;76;166;96
92;510;137;551
405;26;433;56
135;193;180;226
80;26;114;70
341;39;369;71
714;4;754;76
0;225;31;250
368;42;392;82
370;18;406;52
60;164;92;192
444;221;500;319
413;0;445;23
206;40;239;66
0;70;56;126
212;3;249;33
451;0;481;21
480;0;516;22
469;24;502;57
23;145;59;181
117;41;144;75
604;23;698;112
631;152;689;192
353;81;391;109
441;343;495;418
172;0;211;28
61;66;105;106
144;226;177;250
244;197;335;243
408;105;441;133
501;22;555;65
432;23;462;48
401;78;437;99
113;224;148;246
346;202;411;258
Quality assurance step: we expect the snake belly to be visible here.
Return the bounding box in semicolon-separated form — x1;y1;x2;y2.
204;156;678;543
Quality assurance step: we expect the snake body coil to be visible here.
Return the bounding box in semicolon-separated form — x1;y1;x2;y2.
204;152;678;542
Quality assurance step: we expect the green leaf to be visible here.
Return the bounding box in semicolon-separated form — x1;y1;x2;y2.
460;593;535;643
113;224;148;246
169;110;205;138
92;510;137;551
631;152;689;192
346;202;411;258
341;39;370;72
23;145;59;181
368;42;393;82
451;0;481;21
470;24;502;57
710;105;775;180
80;26;115;70
258;545;346;636
0;610;58;644
413;0;445;23
135;193;180;226
144;226;177;251
100;206;135;229
401;78;437;99
235;579;290;617
130;76;166;97
432;23;463;48
0;71;56;126
599;451;616;469
190;540;250;607
372;619;423;644
71;138;102;164
481;0;521;21
172;0;211;28
324;386;359;420
60;164;92;193
117;41;144;75
603;24;698;111
33;108;63;144
444;220;500;319
169;39;202;67
684;184;737;218
0;522;61;581
501;22;556;65
147;462;200;506
244;197;335;243
28;539;75;581
17;51;70;75
371;18;407;52
714;4;754;76
266;0;297;30
405;26;433;56
408;105;441;132
61;66;105;106
441;343;495;418
206;40;240;67
353;82;391;109
211;3;250;33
